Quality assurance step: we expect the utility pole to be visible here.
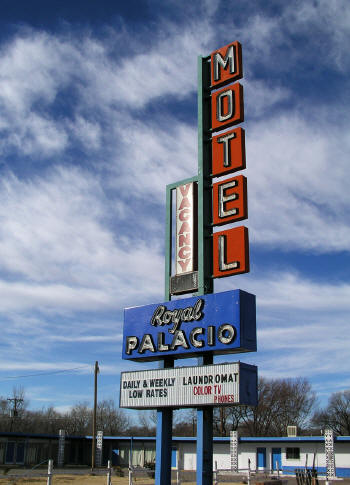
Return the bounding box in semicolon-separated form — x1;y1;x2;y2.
91;361;99;470
220;407;224;436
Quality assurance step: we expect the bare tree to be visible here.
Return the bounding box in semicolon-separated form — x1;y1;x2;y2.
238;377;316;436
96;399;130;435
312;390;350;435
138;410;157;435
173;409;196;436
213;406;244;436
64;402;92;435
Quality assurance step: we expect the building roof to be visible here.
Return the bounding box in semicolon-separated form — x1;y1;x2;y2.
1;431;350;443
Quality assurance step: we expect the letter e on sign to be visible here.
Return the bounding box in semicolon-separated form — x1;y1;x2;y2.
213;226;249;278
211;41;243;89
212;175;247;226
212;127;245;177
211;83;244;132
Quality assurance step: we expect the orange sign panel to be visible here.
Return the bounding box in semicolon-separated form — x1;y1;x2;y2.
212;226;249;278
212;127;245;177
211;41;243;89
211;83;244;132
212;175;247;226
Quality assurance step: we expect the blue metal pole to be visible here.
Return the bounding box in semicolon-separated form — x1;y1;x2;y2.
196;354;213;485
155;405;173;485
155;352;173;485
197;407;213;484
197;53;214;485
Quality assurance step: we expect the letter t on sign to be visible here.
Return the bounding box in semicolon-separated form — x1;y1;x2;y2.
212;127;245;177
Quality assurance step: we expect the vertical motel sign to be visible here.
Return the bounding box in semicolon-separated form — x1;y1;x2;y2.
122;41;255;485
167;40;248;298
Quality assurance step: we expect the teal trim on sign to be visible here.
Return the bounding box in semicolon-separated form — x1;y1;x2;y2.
164;183;172;301
196;55;213;297
164;176;198;301
166;176;198;191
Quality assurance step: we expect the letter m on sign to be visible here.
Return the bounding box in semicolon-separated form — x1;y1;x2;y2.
211;41;242;89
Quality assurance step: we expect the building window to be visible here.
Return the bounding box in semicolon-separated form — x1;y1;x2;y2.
286;447;300;459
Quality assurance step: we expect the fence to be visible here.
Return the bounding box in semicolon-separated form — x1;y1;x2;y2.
0;459;114;484
0;461;328;484
295;469;319;485
128;459;284;484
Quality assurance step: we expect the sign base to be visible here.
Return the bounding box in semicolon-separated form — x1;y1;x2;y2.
170;271;198;295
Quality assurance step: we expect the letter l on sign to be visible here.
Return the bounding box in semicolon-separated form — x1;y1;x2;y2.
212;226;249;277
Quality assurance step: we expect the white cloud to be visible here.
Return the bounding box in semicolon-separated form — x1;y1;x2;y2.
246;114;350;252
219;269;350;313
286;0;350;71
0;361;91;373
244;79;290;118
0;19;216;158
109;114;198;200
0;166;164;312
235;0;350;74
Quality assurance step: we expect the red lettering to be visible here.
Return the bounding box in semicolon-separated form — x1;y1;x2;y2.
179;197;191;210
179;222;191;234
179;233;191;247
178;246;191;259
179;184;191;197
193;386;212;396
179;208;190;221
178;259;190;271
215;394;235;403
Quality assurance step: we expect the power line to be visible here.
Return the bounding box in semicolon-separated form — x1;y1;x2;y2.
0;365;91;381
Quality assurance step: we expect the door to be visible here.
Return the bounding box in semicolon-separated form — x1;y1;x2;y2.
5;441;26;465
5;442;15;464
171;447;177;468
257;447;266;469
16;442;25;464
272;448;282;471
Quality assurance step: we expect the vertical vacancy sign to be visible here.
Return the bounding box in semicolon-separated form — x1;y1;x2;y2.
121;40;257;485
176;183;195;274
171;182;198;295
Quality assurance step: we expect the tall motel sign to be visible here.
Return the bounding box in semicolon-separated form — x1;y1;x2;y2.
120;41;258;485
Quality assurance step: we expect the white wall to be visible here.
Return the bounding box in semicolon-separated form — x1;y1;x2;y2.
177;439;350;472
334;443;350;467
213;443;231;469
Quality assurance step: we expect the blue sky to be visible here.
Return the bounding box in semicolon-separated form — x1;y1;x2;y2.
0;0;349;419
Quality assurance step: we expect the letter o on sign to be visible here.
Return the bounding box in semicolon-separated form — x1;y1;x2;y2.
217;324;235;344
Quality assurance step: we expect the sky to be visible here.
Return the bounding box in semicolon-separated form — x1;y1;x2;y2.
0;0;349;421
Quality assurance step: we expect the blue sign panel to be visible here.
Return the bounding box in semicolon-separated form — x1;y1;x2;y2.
122;289;256;361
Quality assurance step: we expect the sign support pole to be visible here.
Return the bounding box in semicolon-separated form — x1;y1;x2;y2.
196;354;213;485
155;192;175;485
196;54;214;485
197;54;213;296
155;356;174;485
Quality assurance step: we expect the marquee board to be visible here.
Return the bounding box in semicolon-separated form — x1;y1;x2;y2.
120;362;257;409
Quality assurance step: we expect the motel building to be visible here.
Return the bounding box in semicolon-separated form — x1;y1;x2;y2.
0;431;349;478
